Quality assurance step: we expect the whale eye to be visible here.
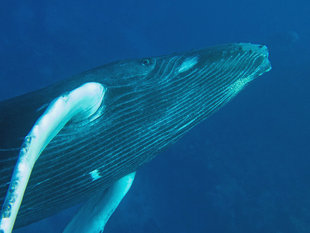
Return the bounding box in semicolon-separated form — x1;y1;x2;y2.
141;58;151;66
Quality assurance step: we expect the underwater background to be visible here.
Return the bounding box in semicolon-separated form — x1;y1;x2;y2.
0;0;309;232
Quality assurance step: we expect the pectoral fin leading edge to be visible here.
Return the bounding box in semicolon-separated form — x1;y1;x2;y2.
0;82;106;233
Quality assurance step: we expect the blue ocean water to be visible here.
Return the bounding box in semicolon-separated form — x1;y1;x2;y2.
0;0;309;232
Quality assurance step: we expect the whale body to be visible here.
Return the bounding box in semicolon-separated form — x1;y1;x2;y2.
0;43;271;230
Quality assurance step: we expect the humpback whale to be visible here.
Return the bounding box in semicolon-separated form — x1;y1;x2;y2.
0;43;271;232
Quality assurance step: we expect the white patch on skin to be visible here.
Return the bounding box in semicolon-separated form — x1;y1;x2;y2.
178;56;199;73
228;76;253;96
89;169;101;181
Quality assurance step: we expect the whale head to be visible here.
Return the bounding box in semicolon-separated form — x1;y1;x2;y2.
100;43;271;147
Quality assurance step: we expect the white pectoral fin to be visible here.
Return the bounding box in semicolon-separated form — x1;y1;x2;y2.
63;172;136;233
0;82;106;233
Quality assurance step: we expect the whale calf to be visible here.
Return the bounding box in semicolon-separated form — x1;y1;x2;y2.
0;43;271;232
